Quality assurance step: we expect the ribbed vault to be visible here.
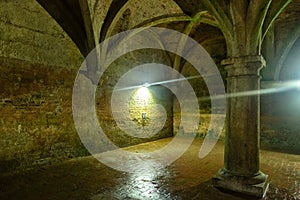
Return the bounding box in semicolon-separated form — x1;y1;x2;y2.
36;0;299;80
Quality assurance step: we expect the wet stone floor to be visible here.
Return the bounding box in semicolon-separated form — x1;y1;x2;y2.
0;138;299;200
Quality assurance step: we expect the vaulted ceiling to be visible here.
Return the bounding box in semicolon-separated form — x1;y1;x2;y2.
36;0;300;81
36;0;95;56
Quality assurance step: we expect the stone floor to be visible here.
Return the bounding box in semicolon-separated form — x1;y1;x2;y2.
0;138;299;200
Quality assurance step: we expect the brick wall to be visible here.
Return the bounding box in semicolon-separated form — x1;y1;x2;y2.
0;57;87;173
261;90;300;154
0;0;86;173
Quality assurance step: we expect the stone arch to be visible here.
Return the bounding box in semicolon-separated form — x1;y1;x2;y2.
274;33;300;81
277;36;300;80
99;0;184;43
37;0;95;57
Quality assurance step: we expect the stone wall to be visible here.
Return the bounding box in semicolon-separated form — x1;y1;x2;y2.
96;49;174;147
0;0;85;173
261;89;300;154
96;86;174;148
0;56;87;174
260;37;300;154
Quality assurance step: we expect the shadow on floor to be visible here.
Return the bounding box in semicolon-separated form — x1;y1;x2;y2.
177;180;299;200
176;180;261;200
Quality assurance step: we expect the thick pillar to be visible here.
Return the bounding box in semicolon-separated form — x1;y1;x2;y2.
213;55;269;197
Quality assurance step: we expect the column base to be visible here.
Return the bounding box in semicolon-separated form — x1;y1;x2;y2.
212;168;269;198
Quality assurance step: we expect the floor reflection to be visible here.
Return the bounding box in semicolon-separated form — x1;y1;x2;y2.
108;163;175;200
0;138;299;200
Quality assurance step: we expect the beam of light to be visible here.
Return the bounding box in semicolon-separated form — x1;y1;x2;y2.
198;80;300;102
114;75;300;101
114;75;203;91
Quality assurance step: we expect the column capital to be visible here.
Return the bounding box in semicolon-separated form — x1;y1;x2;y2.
222;55;266;77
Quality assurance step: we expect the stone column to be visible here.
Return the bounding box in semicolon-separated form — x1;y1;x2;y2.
213;55;269;198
